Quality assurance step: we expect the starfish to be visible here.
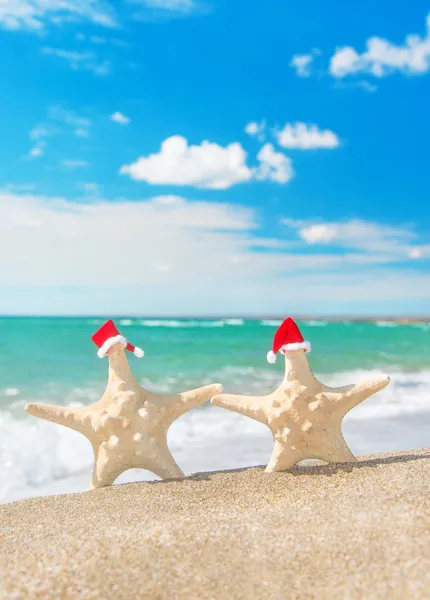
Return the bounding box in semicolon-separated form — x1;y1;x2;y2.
211;350;390;472
26;342;222;488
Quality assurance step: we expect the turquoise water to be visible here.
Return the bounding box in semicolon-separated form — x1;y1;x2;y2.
0;317;429;503
0;317;428;406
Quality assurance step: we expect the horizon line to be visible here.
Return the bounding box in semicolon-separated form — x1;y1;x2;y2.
0;314;429;322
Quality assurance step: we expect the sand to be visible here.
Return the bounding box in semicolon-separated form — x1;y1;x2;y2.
0;449;429;599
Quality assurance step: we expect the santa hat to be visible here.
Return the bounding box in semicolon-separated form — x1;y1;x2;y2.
266;317;311;363
91;320;144;359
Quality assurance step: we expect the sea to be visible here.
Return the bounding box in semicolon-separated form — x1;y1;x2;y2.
1;317;429;504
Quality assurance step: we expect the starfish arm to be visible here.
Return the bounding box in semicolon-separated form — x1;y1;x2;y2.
315;429;357;464
141;441;185;480
179;383;224;413
151;383;223;426
91;441;128;489
266;440;305;472
265;428;357;473
211;393;269;425
325;375;390;414
25;402;88;435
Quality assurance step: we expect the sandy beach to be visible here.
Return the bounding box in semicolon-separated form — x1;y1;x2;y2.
0;448;429;599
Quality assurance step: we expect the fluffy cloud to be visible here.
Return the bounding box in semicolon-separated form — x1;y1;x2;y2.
256;144;293;184
289;49;321;77
110;111;131;125
42;48;111;76
1;190;429;314
276;122;340;150
121;136;294;189
283;217;424;259
0;0;116;31
244;120;266;141
330;13;430;78
120;136;253;189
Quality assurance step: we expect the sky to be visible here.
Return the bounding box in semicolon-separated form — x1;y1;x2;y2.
0;0;429;316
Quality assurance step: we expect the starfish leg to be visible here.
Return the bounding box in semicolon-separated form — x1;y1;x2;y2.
211;393;269;425
25;402;87;434
147;383;223;427
148;456;184;480
91;442;128;489
179;383;224;413
315;430;357;464
326;375;390;414
266;440;303;473
136;440;185;480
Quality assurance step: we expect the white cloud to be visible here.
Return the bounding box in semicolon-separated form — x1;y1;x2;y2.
76;32;129;47
28;140;46;159
290;49;321;77
256;144;293;184
409;248;423;259
0;0;116;32
121;136;295;189
110;111;131;125
283;217;423;260
130;0;208;22
409;246;430;259
1;190;429;314
277;122;340;150
62;159;90;168
334;80;378;93
48;105;92;136
120;135;253;189
81;182;102;195
27;106;92;157
42;47;111;76
244;120;266;141
137;0;195;11
330;13;430;78
299;223;338;244
29;126;51;140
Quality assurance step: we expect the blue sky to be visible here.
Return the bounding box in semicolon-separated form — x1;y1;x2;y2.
0;0;429;316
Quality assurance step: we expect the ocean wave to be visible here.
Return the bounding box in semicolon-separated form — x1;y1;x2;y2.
1;388;20;397
119;319;133;326
260;320;282;326
303;320;328;327
375;321;398;328
139;319;226;328
224;319;244;326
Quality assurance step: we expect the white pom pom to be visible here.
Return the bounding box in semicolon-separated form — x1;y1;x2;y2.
133;347;144;358
267;350;276;364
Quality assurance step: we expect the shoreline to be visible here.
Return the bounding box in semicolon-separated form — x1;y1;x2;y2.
1;448;429;598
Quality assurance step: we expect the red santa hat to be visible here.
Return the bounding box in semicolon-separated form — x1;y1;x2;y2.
266;317;311;363
91;320;144;359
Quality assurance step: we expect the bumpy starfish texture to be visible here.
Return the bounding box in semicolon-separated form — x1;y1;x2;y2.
211;351;390;472
26;343;222;488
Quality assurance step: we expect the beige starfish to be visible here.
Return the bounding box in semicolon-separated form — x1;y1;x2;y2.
26;342;222;488
211;350;390;472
